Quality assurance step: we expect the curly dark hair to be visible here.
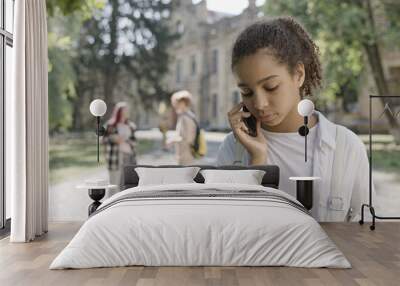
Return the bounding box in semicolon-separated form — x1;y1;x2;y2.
231;17;322;98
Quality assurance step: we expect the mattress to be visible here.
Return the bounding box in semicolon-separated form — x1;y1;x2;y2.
50;183;350;269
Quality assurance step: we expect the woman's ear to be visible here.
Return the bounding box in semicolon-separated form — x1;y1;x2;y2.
295;62;305;88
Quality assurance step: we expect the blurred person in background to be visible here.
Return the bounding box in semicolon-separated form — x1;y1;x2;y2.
158;101;172;151
168;90;197;165
103;102;137;195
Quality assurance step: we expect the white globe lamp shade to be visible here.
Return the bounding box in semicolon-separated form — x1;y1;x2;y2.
297;99;314;117
90;99;107;117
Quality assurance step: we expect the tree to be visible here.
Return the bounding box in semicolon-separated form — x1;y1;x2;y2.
47;0;102;16
47;0;178;131
75;0;178;111
48;31;75;132
47;1;104;132
266;0;400;141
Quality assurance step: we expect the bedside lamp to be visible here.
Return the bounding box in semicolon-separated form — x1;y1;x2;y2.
297;99;315;162
290;99;319;211
89;99;107;162
77;99;116;216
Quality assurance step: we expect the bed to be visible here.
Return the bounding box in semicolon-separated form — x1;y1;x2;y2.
49;165;350;269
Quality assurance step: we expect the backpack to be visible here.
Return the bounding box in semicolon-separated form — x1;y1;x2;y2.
183;112;207;158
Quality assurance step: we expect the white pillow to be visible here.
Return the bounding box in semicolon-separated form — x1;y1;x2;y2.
135;167;201;186
200;169;266;185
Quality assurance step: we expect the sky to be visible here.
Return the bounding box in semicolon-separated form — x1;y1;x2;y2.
193;0;266;15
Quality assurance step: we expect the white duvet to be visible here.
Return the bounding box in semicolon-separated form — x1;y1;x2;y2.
50;183;351;269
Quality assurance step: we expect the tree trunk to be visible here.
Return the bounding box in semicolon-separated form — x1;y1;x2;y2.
103;71;117;112
102;0;119;115
364;0;400;144
72;86;84;131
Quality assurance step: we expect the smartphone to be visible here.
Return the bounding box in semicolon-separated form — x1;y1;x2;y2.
242;106;257;137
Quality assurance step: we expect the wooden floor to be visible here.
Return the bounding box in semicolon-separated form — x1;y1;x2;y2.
0;222;399;286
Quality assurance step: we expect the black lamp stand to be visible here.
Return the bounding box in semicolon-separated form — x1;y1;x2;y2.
359;95;400;231
95;116;106;163
293;115;316;210
298;116;310;162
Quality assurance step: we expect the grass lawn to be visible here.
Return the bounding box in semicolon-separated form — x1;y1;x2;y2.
359;134;400;172
371;149;400;172
49;133;155;185
49;132;399;184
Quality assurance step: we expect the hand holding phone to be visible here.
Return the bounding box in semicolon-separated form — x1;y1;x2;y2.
227;102;268;165
242;106;257;137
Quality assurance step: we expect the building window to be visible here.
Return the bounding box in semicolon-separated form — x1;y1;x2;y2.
176;59;182;84
212;93;218;119
1;0;14;231
211;49;218;74
176;20;184;35
190;55;196;76
233;90;240;105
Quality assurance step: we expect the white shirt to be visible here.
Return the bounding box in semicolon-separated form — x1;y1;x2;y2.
262;124;318;199
215;111;375;222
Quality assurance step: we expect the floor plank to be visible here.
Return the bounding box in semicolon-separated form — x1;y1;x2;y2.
0;222;399;286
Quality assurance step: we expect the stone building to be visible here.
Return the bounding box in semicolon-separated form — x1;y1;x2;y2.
167;0;263;129
167;0;400;134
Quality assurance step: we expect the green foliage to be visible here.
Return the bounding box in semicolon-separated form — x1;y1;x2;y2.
382;1;400;46
47;0;105;17
47;0;177;132
47;6;98;133
265;0;400;110
48;33;74;132
71;0;178;113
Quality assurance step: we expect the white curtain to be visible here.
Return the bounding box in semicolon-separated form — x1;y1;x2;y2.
8;0;49;242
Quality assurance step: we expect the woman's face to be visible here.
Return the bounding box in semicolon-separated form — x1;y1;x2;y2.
233;48;305;127
174;99;189;114
121;107;129;120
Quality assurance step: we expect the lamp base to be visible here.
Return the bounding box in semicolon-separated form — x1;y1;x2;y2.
296;180;313;210
289;177;320;211
88;188;106;216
